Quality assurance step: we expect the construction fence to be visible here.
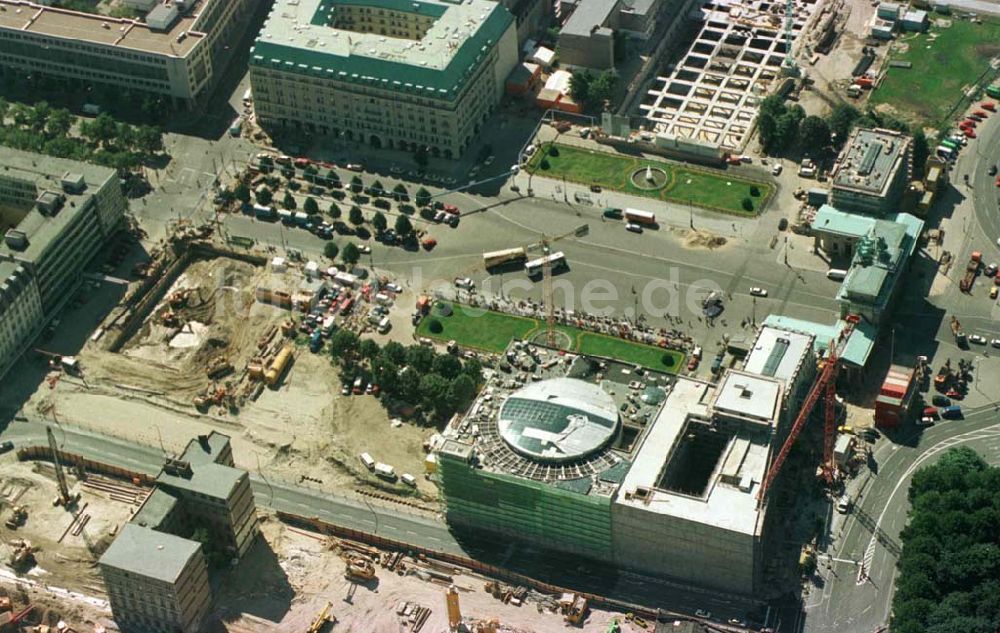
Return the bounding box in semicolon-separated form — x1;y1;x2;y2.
16;445;157;486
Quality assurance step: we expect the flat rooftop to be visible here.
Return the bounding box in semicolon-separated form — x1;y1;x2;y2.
99;523;201;583
743;326;814;384
712;370;782;425
561;0;617;37
615;377;769;534
0;0;205;57
0;149;116;265
157;462;243;501
831;128;909;197
251;0;513;100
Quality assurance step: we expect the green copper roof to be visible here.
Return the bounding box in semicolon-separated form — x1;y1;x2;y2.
251;0;514;102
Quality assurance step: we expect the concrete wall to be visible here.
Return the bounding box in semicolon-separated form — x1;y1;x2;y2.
611;501;761;594
558;29;616;69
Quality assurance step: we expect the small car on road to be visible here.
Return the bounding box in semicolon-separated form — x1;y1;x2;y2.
969;334;987;345
749;287;768;297
454;277;475;290
771;163;783;176
992;339;1000;348
625;222;643;233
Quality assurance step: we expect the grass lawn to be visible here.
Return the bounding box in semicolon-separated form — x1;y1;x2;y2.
525;143;772;216
418;302;685;373
870;19;1000;126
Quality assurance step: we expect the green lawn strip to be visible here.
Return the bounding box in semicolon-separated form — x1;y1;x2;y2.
527;143;771;216
418;303;684;373
870;19;1000;125
417;304;537;353
575;331;685;374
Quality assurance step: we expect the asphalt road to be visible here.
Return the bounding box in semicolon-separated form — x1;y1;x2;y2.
802;403;1000;633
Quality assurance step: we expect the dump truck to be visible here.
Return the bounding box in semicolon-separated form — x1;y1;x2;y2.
959;251;982;292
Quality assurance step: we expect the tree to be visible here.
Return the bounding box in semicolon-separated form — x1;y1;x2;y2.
282;191;296;210
372;212;388;234
0;97;9;123
83;113;118;147
27;100;50;131
829;104;861;147
329;329;359;362
394;214;413;236
341;242;360;265
8;103;32;128
325;169;340;184
587;70;618;110
255;187;273;205
415;187;432;207
359;339;380;360
393;183;408;201
799;115;831;150
45;108;73;138
912;129;930;176
350;175;363;193
328;202;341;218
304;197;319;215
405;345;435;373
382;341;407;365
432;353;462;380
114;121;136;151
349;205;364;225
234;182;251;203
372;357;399;393
446;374;477;414
418;374;450;413
397;367;421;402
569;70;594;105
371;179;385;197
741;197;754;212
134;125;163;154
324;242;339;259
462;357;483;384
414;145;429;169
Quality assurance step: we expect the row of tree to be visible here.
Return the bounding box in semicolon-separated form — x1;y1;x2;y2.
759;97;929;174
569;70;619;112
891;447;1000;633
328;334;481;421
0;98;163;170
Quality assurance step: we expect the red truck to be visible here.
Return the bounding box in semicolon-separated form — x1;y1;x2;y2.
959;251;982;292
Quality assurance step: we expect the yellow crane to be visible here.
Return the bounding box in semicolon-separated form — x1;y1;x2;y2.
306;601;334;633
522;224;589;347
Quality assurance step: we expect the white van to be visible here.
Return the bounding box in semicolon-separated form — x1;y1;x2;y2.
374;462;397;481
359;453;376;470
827;269;848;281
401;473;417;487
377;317;391;334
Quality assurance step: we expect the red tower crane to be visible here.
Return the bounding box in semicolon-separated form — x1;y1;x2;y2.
757;314;861;503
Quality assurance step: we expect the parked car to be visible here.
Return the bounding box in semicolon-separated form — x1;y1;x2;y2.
917;416;935;427
749;287;768;297
989;165;998;176
0;441;13;454
992;286;999;300
969;334;987;345
771;163;783;176
836;496;851;513
590;184;602;193
985;262;999;277
454;277;475;290
992;338;1000;348
625;222;643;233
932;395;951;407
695;610;711;619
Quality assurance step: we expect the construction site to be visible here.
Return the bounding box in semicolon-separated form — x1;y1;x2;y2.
21;234;438;505
639;0;825;151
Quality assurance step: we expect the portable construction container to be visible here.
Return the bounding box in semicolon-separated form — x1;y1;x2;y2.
374;463;397;481
359;453;376;470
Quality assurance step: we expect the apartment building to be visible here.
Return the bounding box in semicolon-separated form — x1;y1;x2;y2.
249;0;519;158
0;150;126;379
0;0;256;108
830;128;912;216
101;433;260;632
100;524;211;633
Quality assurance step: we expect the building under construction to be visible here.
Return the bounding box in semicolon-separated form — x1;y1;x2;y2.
437;331;818;594
638;0;822;152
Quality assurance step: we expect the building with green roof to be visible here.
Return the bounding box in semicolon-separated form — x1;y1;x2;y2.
811;204;924;325
249;0;518;158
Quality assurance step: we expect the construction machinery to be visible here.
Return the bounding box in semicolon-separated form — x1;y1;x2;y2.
4;506;27;530
193;384;235;411
519;224;589;347
206;356;234;380
757;315;861;503
47;426;78;508
8;539;35;572
950;316;967;347
0;604;33;630
306;601;334;633
343;553;376;581
959;251;981;293
559;593;588;626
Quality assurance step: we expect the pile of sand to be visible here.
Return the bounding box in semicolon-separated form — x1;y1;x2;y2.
684;229;728;249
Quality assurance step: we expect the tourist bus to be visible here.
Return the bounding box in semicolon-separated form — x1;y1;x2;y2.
525;251;567;277
483;247;527;269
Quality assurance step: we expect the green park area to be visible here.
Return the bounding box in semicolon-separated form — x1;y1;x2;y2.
870;18;1000;126
417;302;685;373
525;143;772;216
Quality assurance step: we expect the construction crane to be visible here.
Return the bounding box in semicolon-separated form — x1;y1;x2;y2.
47;426;76;507
757;314;861;503
781;0;798;76
522;224;589;347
